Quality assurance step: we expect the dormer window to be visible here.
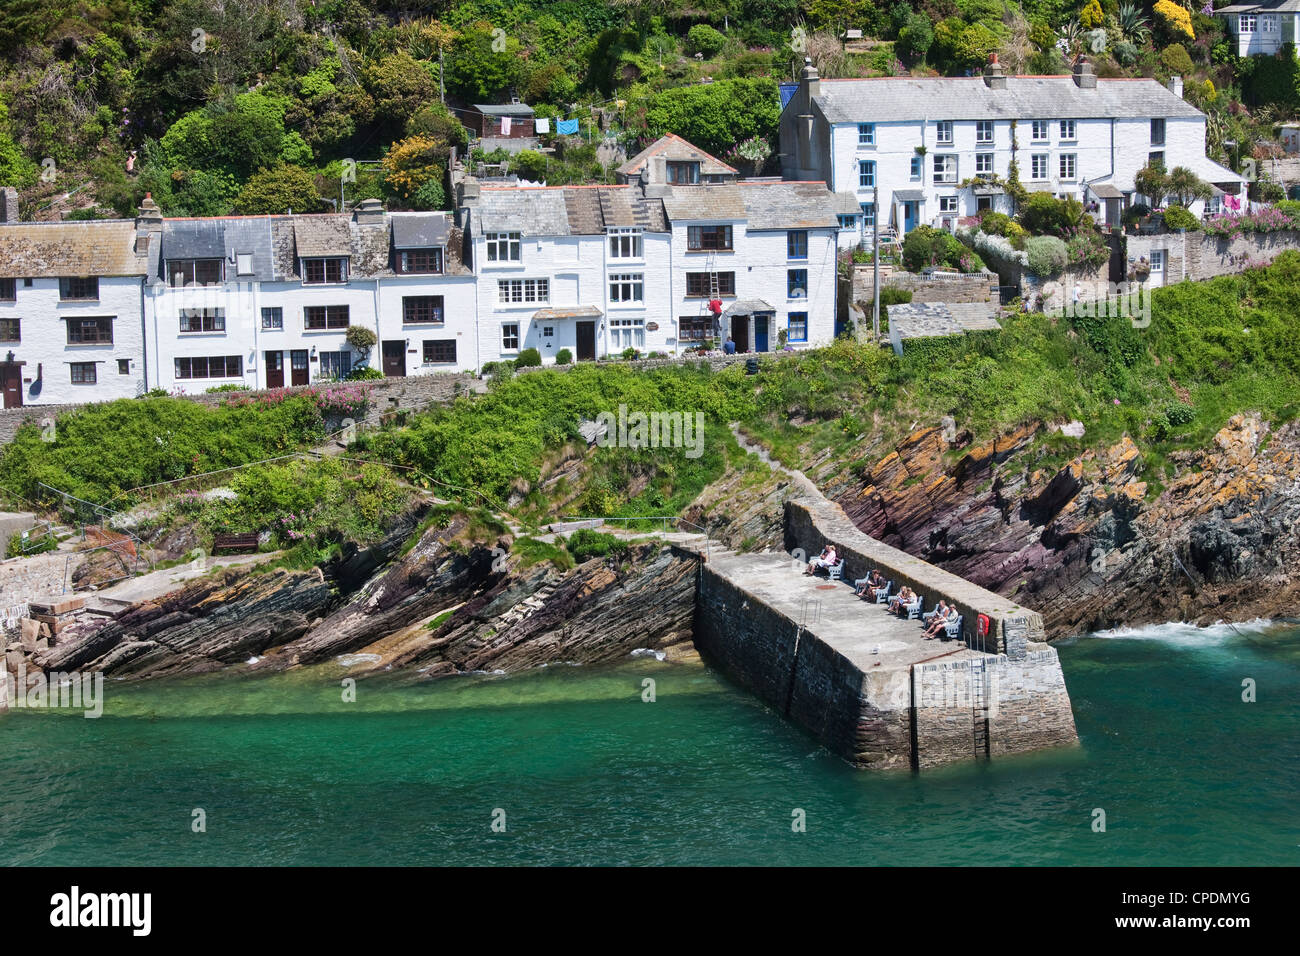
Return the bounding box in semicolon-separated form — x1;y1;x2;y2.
303;257;347;284
398;249;444;274
168;259;223;287
485;232;521;262
667;161;700;185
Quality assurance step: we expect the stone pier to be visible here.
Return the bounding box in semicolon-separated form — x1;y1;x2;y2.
690;497;1077;770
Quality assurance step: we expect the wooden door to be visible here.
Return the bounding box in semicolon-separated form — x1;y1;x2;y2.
576;322;596;361
1;366;22;408
382;340;406;377
290;349;309;386
754;316;769;353
264;351;284;389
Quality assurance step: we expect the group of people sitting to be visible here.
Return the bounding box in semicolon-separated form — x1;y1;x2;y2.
851;568;961;640
803;549;962;641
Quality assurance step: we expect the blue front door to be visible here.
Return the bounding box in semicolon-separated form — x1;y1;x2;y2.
755;315;769;352
903;201;917;233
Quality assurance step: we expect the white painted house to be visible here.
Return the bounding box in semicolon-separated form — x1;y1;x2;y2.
1218;2;1300;56
661;180;840;352
0;189;152;407
460;181;674;364
146;202;477;392
779;56;1244;235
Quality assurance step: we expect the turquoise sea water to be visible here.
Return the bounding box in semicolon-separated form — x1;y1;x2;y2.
1;621;1297;866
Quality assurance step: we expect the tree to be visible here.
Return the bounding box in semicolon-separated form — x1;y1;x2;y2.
897;12;934;63
1161;43;1195;77
1079;0;1104;30
686;24;726;57
636;77;781;158
366;51;439;140
406;104;467;158
382;136;447;209
447;21;521;101
232;164;320;215
1135;161;1171;206
1166;165;1212;206
1153;0;1194;42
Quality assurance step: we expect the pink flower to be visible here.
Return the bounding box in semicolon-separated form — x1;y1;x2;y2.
1113;399;1121;405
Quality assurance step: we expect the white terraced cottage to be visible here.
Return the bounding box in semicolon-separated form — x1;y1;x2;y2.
1218;1;1300;56
779;55;1244;237
0;133;842;404
0;188;151;407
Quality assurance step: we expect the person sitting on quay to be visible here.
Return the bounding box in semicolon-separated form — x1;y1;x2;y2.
925;604;960;640
922;600;949;627
855;568;884;597
889;585;914;616
804;543;837;576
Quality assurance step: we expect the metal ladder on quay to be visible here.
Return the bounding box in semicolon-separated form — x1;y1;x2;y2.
971;656;990;760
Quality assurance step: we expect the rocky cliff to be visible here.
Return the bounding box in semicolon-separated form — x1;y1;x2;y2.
816;413;1300;638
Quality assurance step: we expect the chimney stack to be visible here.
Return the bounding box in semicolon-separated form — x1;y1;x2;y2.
353;197;385;226
1072;54;1097;89
0;187;18;224
800;56;821;99
983;52;1006;90
1168;74;1184;98
135;192;163;233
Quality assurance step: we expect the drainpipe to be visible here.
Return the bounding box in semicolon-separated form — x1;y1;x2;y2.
373;276;382;373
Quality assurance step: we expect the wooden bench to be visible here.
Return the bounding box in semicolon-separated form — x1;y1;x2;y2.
212;532;259;554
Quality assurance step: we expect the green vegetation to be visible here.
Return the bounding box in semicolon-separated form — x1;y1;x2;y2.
0;394;329;505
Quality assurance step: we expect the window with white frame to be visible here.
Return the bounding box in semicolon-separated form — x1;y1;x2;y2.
861;202;875;227
935;121;953;145
608;227;643;258
838;214;858;230
939;196;958;213
933;154;957;184
609;316;644;350
858;123;875;146
501;323;520;351
1262;14;1277;31
497;278;549;304
1240;13;1256;32
976;153;994;177
1031;154;1049;180
485;232;522;262
859;160;875;187
609;273;644;303
1205;194;1224;216
235;253;254;276
1060;120;1077;140
1059;153;1077;180
1150;250;1165;273
910;156;922;179
1031;120;1049;142
976;120;994;145
261;307;283;330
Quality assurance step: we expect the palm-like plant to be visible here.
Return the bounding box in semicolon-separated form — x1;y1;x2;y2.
1116;3;1153;45
1059;18;1083;54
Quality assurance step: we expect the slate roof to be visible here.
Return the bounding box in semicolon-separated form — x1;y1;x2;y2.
617;133;737;178
810;76;1204;124
738;182;839;230
157;217;278;282
391;213;450;248
0;220;151;278
475;103;536;116
477;185;669;235
260;213;470;280
722;298;775;317
293;216;352;257
1219;1;1300;12
662;182;839;229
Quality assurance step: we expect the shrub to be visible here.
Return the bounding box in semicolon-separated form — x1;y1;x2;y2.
555;348;573;365
901;224;981;272
978;210;1013;236
1020;193;1084;237
686;24;726;58
514;348;543;368
205;384;248;393
345;326;378;351
1161;204;1200;231
1160;43;1195;77
1066;230;1111;268
1124;203;1152;227
1154;1;1195;41
879;287;913;306
1024;235;1068;277
1113;40;1139;67
566;528;630;563
346;366;384;381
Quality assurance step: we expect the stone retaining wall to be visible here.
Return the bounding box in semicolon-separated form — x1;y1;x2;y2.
783;497;1045;656
1127;229;1300;286
851;264;998;305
